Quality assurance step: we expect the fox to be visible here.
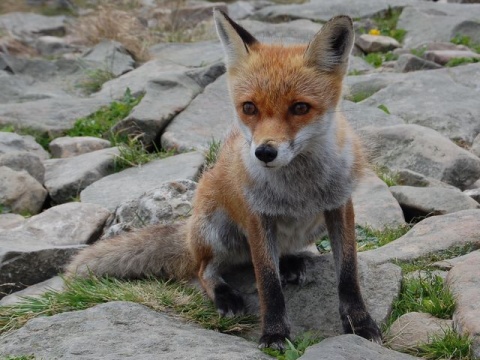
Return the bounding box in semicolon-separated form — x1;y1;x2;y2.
66;10;382;349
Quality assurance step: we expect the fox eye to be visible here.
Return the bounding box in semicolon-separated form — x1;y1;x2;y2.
242;102;257;115
291;102;310;115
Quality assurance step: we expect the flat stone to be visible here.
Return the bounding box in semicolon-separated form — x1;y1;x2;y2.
360;210;480;265
161;74;233;152
299;334;419;360
446;250;480;358
395;54;442;72
385;312;453;351
150;40;223;67
0;213;25;231
352;170;406;231
389;185;480;219
44;147;120;205
0;12;66;38
396;169;459;190
0;151;45;183
342;100;405;131
171;2;228;26
433;249;480;270
356;34;400;53
0;132;49;160
424;50;480;65
240;19;322;43
0;276;65;306
0;301;271;360
80;152;205;211
82;40;136;77
0;166;47;215
348;56;375;74
360;124;480;189
49;136;111;158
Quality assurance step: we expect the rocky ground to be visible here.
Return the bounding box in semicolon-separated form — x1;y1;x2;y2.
1;0;480;359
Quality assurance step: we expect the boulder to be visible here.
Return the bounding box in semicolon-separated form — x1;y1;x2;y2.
394;54;442;72
0;12;66;38
356;34;400;53
150;40;223;67
82;40;136;77
0;132;49;160
49;136;111;158
360;124;480;189
80;152;205;211
0;213;25;231
0;151;45;183
464;188;480;203
395;169;459;190
342;100;405;131
424;50;480;65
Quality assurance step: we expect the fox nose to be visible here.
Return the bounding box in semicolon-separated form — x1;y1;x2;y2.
255;144;278;163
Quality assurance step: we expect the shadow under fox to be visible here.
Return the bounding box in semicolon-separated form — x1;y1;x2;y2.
67;10;382;349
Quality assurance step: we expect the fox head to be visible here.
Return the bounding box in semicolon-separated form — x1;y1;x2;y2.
214;10;354;169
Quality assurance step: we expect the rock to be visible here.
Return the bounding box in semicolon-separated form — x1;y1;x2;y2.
80;152;205;211
446;250;480;358
0;276;65;306
225;254;402;337
49;136;111;158
408;41;470;52
360;124;480;189
35;35;72;56
448;0;480;3
0;132;50;160
240;19;321;43
228;1;256;20
464;188;480;203
389;185;480;221
433;249;480;270
150;40;223;67
348;56;375;74
472;133;480;157
43;147;120;205
103;179;197;238
396;169;459;190
0;213;25;231
356;34;400;53
352;170;406;231
0;166;47;215
359;67;480;145
299;334;419;360
0;202;110;295
161;74;233;152
398;3;480;48
424;50;480;65
0;151;45;183
385;312;453;351
342;100;405;131
0;301;271;360
0;12;66;38
451;19;480;44
253;0;415;23
394;54;442;72
360;210;480;265
82;40;136;77
404;269;448;281
171;2;228;26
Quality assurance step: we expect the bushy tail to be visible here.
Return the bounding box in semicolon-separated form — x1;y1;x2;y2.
65;222;196;281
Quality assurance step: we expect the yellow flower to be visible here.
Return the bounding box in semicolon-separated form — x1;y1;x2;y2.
369;29;381;36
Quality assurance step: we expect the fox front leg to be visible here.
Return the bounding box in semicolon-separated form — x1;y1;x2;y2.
324;198;382;343
248;216;290;350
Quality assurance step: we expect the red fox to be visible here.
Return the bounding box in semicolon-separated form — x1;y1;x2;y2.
67;10;381;349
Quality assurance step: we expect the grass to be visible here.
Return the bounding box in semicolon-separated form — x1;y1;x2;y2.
345;90;377;103
451;34;480;54
445;57;480;67
374;165;399;187
415;329;473;360
262;333;322;360
410;46;428;58
363;51;398;68
114;138;174;171
2;356;35;360
77;68;116;95
372;7;407;43
204;138;222;169
377;104;390;114
0;275;257;337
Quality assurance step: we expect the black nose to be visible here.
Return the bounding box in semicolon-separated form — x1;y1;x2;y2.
255;144;278;163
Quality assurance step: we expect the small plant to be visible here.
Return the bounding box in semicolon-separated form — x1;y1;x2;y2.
373;7;407;43
114;137;174;172
356;224;411;251
451;34;480;54
347;69;363;76
415;328;473;360
377;104;390;114
262;333;322;360
410;46;427;58
204;138;222;169
445;57;480;67
374;165;399;187
345;90;377;103
77;68;116;94
364;51;398;68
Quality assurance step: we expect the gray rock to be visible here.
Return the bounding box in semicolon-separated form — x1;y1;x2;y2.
348;56;375;74
404;269;448;281
398;3;480;48
396;169;459;190
161;74;233;152
0;12;66;38
360;124;480;189
103;179;197;238
228;1;256;20
253;0;415;23
0;202;110;295
390;186;480;219
342;100;405;131
240;19;322;43
472;133;480;157
0;213;25;231
359;68;480;145
360;210;480;265
395;54;443;72
44;147;120;205
171;2;228;26
0;151;45;183
385;312;453;351
352;170;406;231
446;250;480;358
49;136;111;158
0;166;47;215
451;19;480;44
433;249;480;270
0;132;50;160
35;35;73;56
80;152;205;211
82;40;136;77
424;49;480;65
0;276;65;306
0;301;271;360
356;34;400;53
464;188;480;203
299;334;419;360
150;40;223;67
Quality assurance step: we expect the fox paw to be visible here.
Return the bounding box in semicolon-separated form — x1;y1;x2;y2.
342;311;382;344
279;254;307;286
258;333;289;351
214;284;246;317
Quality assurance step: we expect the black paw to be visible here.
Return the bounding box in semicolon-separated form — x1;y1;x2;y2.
258;333;289;351
279;254;307;286
214;283;246;317
342;311;382;344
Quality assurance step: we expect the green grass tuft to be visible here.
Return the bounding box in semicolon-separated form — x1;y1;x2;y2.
114;138;174;172
345;90;377;103
77;68;116;94
373;7;407;43
363;52;398;68
377;104;390;114
0;276;257;336
262;332;322;360
445;57;480;67
356;224;411;252
374;165;399;187
451;34;480;54
204;138;222;169
415;328;473;360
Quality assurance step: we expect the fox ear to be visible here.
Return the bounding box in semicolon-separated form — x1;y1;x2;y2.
213;9;259;68
304;15;354;74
